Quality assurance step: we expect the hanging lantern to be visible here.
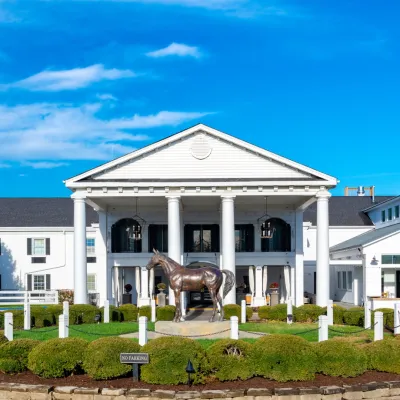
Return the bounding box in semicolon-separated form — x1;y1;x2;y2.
257;197;276;239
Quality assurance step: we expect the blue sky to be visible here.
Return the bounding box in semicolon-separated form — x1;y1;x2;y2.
0;0;399;197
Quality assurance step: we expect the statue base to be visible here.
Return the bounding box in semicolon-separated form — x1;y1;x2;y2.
155;320;230;338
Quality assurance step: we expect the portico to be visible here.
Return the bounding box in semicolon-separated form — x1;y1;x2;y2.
65;124;337;309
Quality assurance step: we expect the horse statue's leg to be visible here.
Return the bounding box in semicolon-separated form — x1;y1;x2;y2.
173;289;182;323
216;292;224;321
209;288;218;322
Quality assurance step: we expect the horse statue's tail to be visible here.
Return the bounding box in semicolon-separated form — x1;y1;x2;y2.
221;270;235;299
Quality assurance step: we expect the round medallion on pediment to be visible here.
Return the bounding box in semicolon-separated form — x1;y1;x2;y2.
190;133;212;160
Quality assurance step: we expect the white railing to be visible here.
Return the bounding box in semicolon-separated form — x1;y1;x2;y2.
0;290;58;306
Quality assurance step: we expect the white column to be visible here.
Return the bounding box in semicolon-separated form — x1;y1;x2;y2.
221;196;236;305
248;266;255;299
253;266;265;306
295;210;304;306
290;266;295;300
151;299;156;322
149;267;155;300
394;303;400;335
73;195;87;304
135;267;141;306
167;196;181;306
316;191;331;307
263;266;268;297
97;211;109;306
283;265;290;302
353;278;359;306
114;266;119;306
140;267;150;306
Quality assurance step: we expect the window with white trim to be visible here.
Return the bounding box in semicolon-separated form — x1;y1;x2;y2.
86;238;96;255
337;271;342;289
87;274;96;291
33;275;45;291
382;255;400;264
347;271;353;291
33;239;45;255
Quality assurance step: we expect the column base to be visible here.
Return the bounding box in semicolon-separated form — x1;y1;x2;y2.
138;297;151;307
253;296;266;307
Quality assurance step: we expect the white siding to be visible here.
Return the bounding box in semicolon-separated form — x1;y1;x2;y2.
94;134;312;181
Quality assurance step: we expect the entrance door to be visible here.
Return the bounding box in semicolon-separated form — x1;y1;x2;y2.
396;271;400;298
189;287;212;306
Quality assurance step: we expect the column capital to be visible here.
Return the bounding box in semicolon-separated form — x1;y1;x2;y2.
71;192;87;201
221;195;236;201
166;195;181;201
316;190;331;200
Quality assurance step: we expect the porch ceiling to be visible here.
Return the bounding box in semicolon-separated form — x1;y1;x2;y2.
88;194;314;211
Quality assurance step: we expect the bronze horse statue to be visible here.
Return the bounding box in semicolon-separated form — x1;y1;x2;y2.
146;249;235;322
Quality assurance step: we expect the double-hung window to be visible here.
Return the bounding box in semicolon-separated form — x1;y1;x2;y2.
86;238;95;255
87;274;96;291
33;275;45;291
33;239;45;255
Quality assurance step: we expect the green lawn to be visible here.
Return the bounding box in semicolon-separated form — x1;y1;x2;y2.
240;322;378;342
13;322;154;342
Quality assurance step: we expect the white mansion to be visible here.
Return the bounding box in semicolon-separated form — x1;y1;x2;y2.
0;124;399;310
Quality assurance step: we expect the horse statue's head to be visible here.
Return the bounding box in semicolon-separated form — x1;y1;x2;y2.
146;249;165;270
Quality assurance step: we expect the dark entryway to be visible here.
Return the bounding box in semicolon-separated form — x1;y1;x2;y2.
396;271;400;298
188;287;213;308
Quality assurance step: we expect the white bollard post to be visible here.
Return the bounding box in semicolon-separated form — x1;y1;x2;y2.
139;316;148;346
63;301;69;320
24;292;31;330
241;300;246;324
287;299;293;325
230;316;239;340
318;315;328;342
394;303;400;335
365;299;372;329
59;314;68;338
374;311;383;341
327;299;333;326
104;300;110;323
4;312;13;341
151;299;156;323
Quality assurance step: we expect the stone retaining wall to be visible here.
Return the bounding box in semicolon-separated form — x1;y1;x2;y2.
2;382;400;400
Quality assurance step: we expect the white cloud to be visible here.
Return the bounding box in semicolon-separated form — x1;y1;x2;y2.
23;161;70;169
0;163;11;168
96;93;118;101
146;43;202;59
0;64;136;92
0;102;212;161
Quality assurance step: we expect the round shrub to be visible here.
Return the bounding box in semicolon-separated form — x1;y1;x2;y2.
315;339;367;377
0;339;40;373
366;340;400;374
28;338;88;378
31;306;58;328
294;305;325;323
343;307;364;327
69;305;99;325
138;305;151;320
83;337;141;380
141;337;209;384
100;305;121;322
250;334;317;382
207;339;253;381
333;305;346;325
157;305;176;321
118;304;138;322
258;304;289;321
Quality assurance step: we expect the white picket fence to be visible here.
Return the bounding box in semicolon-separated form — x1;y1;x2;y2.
0;290;58;306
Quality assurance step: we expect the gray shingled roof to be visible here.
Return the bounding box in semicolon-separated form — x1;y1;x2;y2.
303;196;393;226
330;222;400;252
0;198;99;227
0;195;396;228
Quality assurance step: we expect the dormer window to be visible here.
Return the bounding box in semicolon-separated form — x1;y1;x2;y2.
381;210;386;222
388;208;393;221
395;205;400;219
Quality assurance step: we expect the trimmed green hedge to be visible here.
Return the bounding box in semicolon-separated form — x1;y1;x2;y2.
223;304;252;321
343;307;364;327
258;304;291;321
208;339;253;381
294;305;325;323
315;339;368;377
366;339;400;374
0;335;8;345
140;337;210;384
250;334;317;381
138;305;152;321
28;338;88;378
69;305;99;325
157;305;176;321
118;304;138;322
83;337;141;380
0;339;40;373
333;305;346;325
100;305;121;322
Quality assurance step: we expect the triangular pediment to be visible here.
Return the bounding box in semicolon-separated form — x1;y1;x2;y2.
65;124;337;186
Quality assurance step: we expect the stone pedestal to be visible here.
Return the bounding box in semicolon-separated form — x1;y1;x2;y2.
122;294;132;305
157;291;166;307
270;292;279;306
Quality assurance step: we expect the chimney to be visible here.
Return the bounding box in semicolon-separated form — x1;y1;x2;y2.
357;186;365;196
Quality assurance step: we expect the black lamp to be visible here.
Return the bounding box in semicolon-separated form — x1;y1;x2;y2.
186;359;195;386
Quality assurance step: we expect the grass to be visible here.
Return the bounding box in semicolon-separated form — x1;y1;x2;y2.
13;322;155;342
240;322;378;342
